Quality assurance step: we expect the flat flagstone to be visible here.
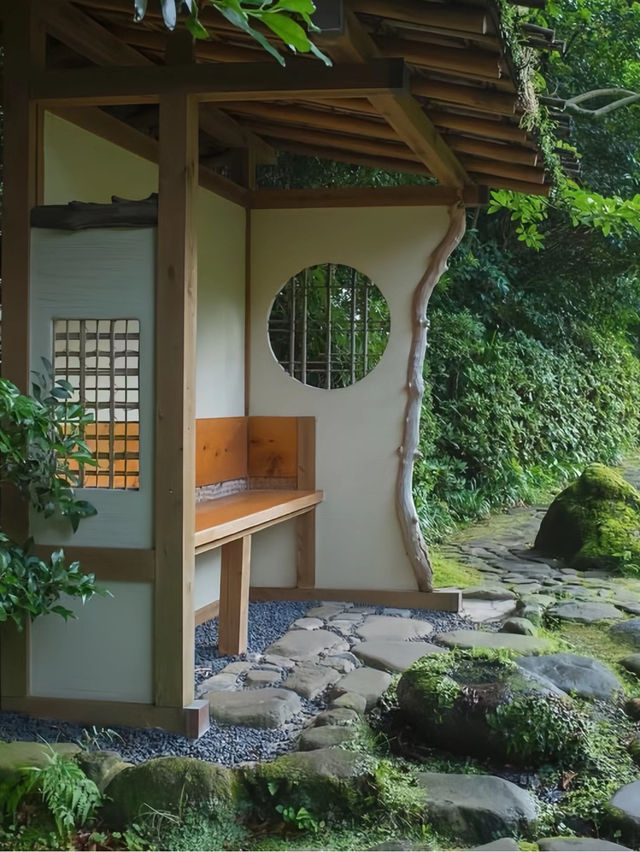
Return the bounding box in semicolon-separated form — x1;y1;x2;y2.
352;640;446;673
282;662;340;700
306;604;347;619
463;598;518;623
437;629;551;654
293;617;324;630
538;839;631;851
620;653;640;676
209;688;302;728
197;673;238;696
356;614;434;642
518;653;622;701
297;725;358;750
463;586;516;600
610;617;640;647
332;666;393;710
245;670;281;687
549;600;623;624
266;628;348;661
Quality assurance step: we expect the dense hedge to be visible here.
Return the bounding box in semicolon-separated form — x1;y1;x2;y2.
416;234;640;542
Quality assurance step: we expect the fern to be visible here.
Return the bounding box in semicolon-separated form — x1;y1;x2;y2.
0;746;102;842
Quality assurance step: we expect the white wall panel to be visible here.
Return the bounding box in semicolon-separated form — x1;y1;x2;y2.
194;550;221;611
30;582;153;703
250;206;450;591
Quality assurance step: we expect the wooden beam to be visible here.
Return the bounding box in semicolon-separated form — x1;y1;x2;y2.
30;58;408;106
375;36;506;83
1;0;45;705
317;10;468;187
249;185;487;209
33;546;155;582
250;586;462;612
38;0;275;162
153;90;198;710
218;536;251;655
444;134;538;167
412;79;518;116
428;110;529;145
271;138;432;177
470;173;551;196
349;0;488;36
50;106;249;206
462;156;545;185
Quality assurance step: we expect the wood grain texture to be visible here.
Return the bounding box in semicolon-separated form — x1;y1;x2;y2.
196;417;248;486
250;587;462;612
195;600;220;626
296;511;316;589
195;490;322;546
154;89;198;710
194;504;318;555
248;417;298;478
296;417;316;490
249;185;486;209
219;536;251;655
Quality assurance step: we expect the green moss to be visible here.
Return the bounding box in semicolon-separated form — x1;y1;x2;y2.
535;463;640;574
431;551;482;589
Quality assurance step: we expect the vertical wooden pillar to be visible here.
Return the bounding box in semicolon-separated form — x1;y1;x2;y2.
219;536;252;655
296;418;316;589
0;0;45;701
153;90;198;709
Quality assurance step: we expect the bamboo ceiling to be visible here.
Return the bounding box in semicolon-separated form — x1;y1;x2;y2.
50;0;575;195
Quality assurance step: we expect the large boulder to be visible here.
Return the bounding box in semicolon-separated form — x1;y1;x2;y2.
535;464;640;572
416;772;538;843
607;779;640;848
397;649;590;767
103;756;242;827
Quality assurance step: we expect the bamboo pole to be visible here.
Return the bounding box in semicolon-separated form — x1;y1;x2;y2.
397;205;466;592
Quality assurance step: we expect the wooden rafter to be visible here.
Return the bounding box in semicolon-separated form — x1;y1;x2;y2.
38;0;275;163
317;8;469;187
29;57;408;106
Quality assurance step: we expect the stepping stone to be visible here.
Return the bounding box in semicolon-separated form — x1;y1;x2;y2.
319;652;359;674
608;780;640;846
518;654;622;701
520;604;544;625
263;654;295;669
307;604;347;619
282;662;340;700
332;666;393;710
463;599;517;623
330;619;357;636
245;670;281;687
620;653;640;676
463;586;516;600
615;600;640;616
471;841;520;851
352;640;445;673
510;583;542;596
266;629;348;661
416;772;538;843
538;839;631;851
220;661;253;675
437;629;551;654
330;692;367;714
209;688;302;728
356;615;434;642
549;601;623;624
330;611;363;623
197;673;238;696
501;617;537;636
312;708;360;727
611;617;640;647
519;593;556;608
298;725;357;750
293;617;324;630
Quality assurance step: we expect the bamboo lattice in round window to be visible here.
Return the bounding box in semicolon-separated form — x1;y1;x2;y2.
268;264;390;389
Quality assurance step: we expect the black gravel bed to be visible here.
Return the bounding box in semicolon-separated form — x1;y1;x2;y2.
0;600;474;767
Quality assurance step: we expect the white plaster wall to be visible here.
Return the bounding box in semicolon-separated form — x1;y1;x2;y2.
194;550;221;611
249;206;450;591
30;583;153;702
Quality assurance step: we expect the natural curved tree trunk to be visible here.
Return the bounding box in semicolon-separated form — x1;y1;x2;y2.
396;204;466;592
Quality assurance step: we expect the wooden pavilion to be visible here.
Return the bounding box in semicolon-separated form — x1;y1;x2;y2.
0;0;563;737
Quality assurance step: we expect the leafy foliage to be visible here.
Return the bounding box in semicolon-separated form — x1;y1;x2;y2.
0;366;104;628
133;0;330;66
0;747;102;844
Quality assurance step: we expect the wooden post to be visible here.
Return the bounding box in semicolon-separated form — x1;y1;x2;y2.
218;536;252;655
0;0;45;702
153;87;198;709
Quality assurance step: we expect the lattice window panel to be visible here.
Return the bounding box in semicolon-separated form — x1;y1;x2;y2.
53;319;140;490
268;263;391;390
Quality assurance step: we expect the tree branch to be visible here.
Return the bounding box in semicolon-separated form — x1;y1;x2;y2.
563;88;640;117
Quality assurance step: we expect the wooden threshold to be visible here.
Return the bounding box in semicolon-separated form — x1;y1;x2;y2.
2;696;209;737
250;586;462;612
194;490;323;550
195;599;220;626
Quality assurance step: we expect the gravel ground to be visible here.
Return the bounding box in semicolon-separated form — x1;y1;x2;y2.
0;600;472;766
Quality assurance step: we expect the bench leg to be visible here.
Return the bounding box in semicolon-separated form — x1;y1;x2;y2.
219;535;251;656
296;509;316;589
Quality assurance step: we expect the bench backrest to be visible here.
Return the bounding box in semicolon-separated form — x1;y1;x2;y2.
196;416;315;490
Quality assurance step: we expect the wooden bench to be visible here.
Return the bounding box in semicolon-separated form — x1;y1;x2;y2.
195;416;323;655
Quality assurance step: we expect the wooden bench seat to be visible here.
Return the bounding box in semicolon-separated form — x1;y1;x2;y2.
195;489;323;553
195;416;321;655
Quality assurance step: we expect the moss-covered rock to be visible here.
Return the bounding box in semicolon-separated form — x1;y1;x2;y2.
244;747;372;820
535;463;640;574
74;750;131;794
102;756;244;828
0;741;80;786
396;649;591;767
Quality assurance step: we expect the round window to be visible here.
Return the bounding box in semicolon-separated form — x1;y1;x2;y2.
268;263;390;390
